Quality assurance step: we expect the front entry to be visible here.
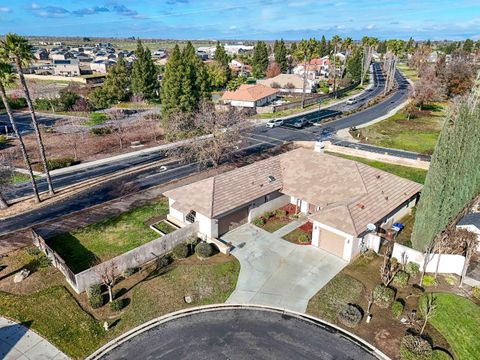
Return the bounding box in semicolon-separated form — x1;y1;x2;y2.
218;207;249;236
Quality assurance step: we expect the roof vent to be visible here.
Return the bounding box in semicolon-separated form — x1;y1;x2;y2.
357;203;365;209
267;175;276;183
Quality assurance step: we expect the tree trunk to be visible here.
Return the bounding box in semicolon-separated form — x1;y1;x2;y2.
301;54;307;109
0;193;8;209
435;252;441;278
0;83;41;203
14;58;55;195
360;49;365;86
420;318;428;336
108;285;113;302
333;44;337;98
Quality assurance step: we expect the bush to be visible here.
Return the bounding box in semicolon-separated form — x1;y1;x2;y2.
35;98;55;111
110;298;127;312
88;294;104;309
422;275;438;287
443;274;457;286
373;284;395;308
400;335;432;360
391;300;404;318
431;349;453;360
87;284;102;298
298;234;310;243
87;112;108;126
172;243;190;259
47;157;75;171
393;271;410;287
252;217;265;226
90;127;111;136
263;211;274;219
337;304;362;328
195;242;213;259
472;287;480;300
36;254;51;268
157;255;170;269
275;209;287;217
122;267;137;278
405;262;420;276
26;247;41;257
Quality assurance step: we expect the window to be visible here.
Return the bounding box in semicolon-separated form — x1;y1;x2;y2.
186;210;196;223
267;175;276;183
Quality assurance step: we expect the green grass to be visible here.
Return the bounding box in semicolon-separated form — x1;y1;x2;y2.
152;220;177;234
421;293;480;360
47;200;168;273
259;218;291;233
11;172;32;184
0;286;104;359
283;228;312;243
328;153;427;184
422;274;438;287
83;112;108;126
306;273;365;323
355;103;446;155
397;64;419;82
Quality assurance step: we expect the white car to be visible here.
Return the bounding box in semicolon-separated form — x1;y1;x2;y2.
266;119;284;128
346;98;358;105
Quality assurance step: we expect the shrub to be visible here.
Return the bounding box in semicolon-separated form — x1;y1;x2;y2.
195;242;213;259
172;243;189;259
373;284;395;308
393;271;410;287
443;274;457;286
288;213;299;220
110;298;127;312
391;300;404;318
472;287;480;300
88;294;104;309
87;112;108;126
36;254;51;268
35;98;55;111
422;275;438;287
298;234;310;243
90;127;111;136
275;209;287;217
263;211;274;219
252;217;265;226
431;349;453;360
400;335;432;360
405;262;420;276
157;255;170;269
47;157;75;171
26;247;41;257
337;304;362;328
87;284;102;298
122;267;137;278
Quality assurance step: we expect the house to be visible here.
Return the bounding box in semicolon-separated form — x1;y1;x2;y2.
257;73;317;93
33;49;49;60
221;84;278;108
153;49;167;58
53;59;81;77
164;147;422;262
293;57;330;78
50;51;74;61
197;50;209;61
457;212;480;251
90;59;116;73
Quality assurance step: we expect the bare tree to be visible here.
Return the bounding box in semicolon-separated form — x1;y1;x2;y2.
419;241;436;286
380;254;400;287
420;293;437;335
96;261;118;303
107;110;128;149
413;66;445;109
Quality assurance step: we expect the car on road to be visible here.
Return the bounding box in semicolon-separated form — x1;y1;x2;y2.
266;119;284;128
292;117;308;128
346;98;358;105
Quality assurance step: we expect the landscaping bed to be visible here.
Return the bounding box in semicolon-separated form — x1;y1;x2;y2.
46;200;168;273
282;222;313;245
151;220;177;235
252;207;296;233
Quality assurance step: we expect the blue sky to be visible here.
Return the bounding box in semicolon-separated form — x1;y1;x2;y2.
0;1;479;40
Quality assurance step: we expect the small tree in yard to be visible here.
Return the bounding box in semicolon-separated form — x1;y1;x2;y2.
96;261;118;303
419;293;437;336
380;246;400;287
107;110;128;149
419;240;436;287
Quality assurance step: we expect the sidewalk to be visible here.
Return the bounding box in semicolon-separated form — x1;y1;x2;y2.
0;317;69;359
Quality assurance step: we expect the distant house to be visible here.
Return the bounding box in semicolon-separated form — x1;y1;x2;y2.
197;50;209;61
34;49;49;61
457;212;480;251
221;84;279;108
50;51;74;61
153;49;167;58
90;59;116;73
53;59;81;77
257;74;316;93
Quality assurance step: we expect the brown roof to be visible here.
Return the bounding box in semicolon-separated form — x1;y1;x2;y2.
164;148;422;234
221;84;279;102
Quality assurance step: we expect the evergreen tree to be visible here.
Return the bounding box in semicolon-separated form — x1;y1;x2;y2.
289;42;297;54
318;35;327;57
274;39;288;73
377;40;387;54
411;76;480;250
131;40;158;100
463;38;474;53
160;45;184;117
252;41;269;78
214;42;231;81
92;57;130;107
346;46;363;82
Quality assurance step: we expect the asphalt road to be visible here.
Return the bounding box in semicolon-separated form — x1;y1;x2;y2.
96;308;382;360
0;64;413;235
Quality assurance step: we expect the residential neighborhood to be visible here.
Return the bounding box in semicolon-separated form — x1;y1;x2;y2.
0;1;479;360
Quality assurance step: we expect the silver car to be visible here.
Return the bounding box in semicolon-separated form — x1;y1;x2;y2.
266;119;284;128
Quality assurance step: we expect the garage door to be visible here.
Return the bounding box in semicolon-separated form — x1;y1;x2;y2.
218;206;249;236
319;228;345;258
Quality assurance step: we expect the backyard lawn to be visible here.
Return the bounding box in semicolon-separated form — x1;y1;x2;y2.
352;103;446;155
422;293;480;360
46;200;169;273
328;153;427;184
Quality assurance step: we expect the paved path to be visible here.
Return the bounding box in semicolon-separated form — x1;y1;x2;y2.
272;218;308;238
222;224;346;312
0;317;69;359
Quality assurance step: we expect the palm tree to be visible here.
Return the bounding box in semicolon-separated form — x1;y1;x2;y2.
295;38;317;108
0;62;40;203
331;35;342;97
0;33;54;195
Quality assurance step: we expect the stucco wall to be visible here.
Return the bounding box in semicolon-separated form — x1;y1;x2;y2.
248;194;290;222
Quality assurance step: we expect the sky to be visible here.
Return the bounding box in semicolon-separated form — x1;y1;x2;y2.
0;0;479;41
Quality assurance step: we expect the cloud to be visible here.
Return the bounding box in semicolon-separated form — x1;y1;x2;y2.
229;25;237;30
112;4;144;18
32;4;69;18
166;0;189;4
366;24;375;29
0;7;11;13
72;6;109;16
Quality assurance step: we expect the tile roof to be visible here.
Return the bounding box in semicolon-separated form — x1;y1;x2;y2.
221;84;279;102
457;213;480;229
164;148;422;235
257;74;306;89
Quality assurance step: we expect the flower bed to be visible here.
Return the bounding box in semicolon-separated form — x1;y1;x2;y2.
283;222;313;245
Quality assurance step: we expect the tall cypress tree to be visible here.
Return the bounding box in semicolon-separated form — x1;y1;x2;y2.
131;39;158;100
103;57;130;102
319;35;327;57
274;39;288;73
411;77;480;250
252;41;269;78
160;45;184;117
214;42;230;81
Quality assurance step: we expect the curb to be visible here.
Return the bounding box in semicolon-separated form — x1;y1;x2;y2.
86;304;390;360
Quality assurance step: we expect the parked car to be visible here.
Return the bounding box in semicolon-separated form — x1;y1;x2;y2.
346;98;358;105
292;117;308;128
266;119;284;128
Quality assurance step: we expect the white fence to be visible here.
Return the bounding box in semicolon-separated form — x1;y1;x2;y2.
247;195;291;222
392;243;466;276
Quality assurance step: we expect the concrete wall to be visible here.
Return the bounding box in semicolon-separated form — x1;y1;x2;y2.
24;74;88;83
73;222;199;293
248;194;290;222
392;243;466;276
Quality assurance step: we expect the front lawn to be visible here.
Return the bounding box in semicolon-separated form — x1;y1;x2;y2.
47;200;168;273
422;293;480;360
352;103;446;155
328;153;427;184
261;217;291;232
283;222;313;244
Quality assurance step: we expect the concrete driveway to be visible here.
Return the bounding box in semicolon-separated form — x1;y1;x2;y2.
222;224;346;313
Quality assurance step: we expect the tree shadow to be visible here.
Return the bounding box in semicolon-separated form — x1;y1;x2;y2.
0;320;33;358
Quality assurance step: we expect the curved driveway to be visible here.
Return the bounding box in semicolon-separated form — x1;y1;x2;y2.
89;306;388;360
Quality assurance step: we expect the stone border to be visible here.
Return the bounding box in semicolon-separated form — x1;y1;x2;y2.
86;304;390;360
